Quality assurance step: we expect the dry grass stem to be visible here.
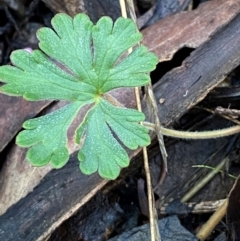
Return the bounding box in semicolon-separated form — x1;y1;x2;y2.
196;199;228;240
119;0;160;240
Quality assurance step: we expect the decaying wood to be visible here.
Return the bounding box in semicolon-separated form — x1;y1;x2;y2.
142;0;240;61
0;154;107;241
138;0;192;29
1;2;240;241
41;0;121;22
149;11;240;125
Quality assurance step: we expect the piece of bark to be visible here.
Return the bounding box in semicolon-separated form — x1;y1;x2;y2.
142;0;240;61
0;154;107;241
50;193;125;241
0;94;49;152
137;0;190;30
140;0;192;28
41;0;120;22
1;3;240;240
0;150;146;241
137;4;157;29
150;11;240;125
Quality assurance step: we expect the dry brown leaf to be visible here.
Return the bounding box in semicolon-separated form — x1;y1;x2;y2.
0;94;49;152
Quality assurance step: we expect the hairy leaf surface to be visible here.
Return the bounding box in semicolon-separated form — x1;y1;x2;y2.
0;13;158;179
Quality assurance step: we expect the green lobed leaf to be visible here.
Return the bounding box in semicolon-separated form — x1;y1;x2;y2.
0;13;158;179
0;50;96;101
17;102;83;168
76;99;150;179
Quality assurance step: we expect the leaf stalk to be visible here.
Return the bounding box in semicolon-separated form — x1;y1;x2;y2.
143;122;240;139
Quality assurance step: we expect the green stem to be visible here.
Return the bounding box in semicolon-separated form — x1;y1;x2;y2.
143;122;240;139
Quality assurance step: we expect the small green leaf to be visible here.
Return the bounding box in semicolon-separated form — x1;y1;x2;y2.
76;99;150;179
0;50;96;101
17;102;82;168
0;13;158;179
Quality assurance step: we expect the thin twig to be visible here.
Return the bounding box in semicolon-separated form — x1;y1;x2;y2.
192;165;237;179
195;106;240;125
196;199;228;241
145;83;168;185
119;1;159;240
158;199;226;214
131;2;168;185
125;0;168;186
119;0;127;18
